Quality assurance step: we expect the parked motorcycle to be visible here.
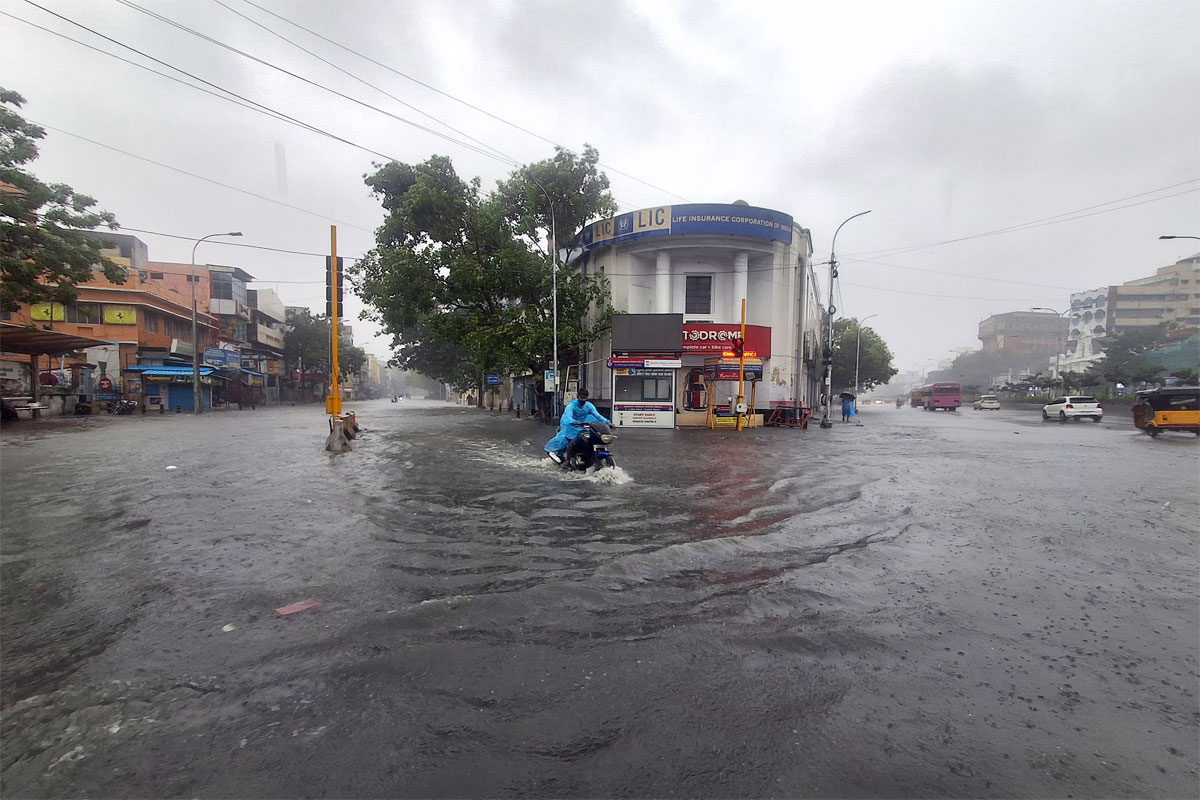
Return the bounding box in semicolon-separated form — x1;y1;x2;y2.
555;421;617;472
111;399;139;415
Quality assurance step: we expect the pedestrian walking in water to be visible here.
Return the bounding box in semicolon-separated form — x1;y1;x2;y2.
841;395;853;422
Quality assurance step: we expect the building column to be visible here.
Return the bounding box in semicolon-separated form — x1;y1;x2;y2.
655;252;671;313
733;252;748;318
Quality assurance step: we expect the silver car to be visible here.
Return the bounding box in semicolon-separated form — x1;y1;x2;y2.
973;395;1000;410
1042;395;1103;423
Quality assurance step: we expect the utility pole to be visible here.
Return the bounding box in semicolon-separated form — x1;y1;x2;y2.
326;225;342;417
853;313;879;426
736;299;746;431
820;211;871;429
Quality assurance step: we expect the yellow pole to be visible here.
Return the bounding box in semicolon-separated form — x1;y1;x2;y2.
736;298;746;431
326;225;342;417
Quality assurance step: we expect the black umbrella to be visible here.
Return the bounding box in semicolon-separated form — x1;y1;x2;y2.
839;391;856;400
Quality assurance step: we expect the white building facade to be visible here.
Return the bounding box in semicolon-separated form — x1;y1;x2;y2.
1050;287;1110;377
568;202;822;428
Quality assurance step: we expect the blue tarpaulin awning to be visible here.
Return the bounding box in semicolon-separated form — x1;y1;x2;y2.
127;366;225;378
240;368;265;376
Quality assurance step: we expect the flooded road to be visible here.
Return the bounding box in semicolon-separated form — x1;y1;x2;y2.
2;400;1197;798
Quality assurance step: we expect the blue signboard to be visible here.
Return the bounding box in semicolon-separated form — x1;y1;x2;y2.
574;203;793;254
204;348;242;368
486;375;500;385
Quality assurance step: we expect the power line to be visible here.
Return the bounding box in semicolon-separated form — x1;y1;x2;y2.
834;254;1077;291
207;0;515;166
17;2;413;166
118;226;363;261
236;0;694;204
840;179;1200;259
841;280;1048;302
111;0;519;166
33;120;377;233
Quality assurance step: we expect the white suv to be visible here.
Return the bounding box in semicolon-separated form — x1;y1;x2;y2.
973;395;1000;410
1042;395;1103;423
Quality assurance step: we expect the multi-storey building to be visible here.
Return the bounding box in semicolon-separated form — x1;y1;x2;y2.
245;288;286;404
978;311;1067;356
1108;254;1200;338
1052;288;1110;377
2;234;221;410
568;201;821;428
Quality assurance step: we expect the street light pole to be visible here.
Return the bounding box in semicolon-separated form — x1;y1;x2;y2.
526;174;558;421
853;313;879;400
1031;306;1068;393
852;314;879;427
820;210;871;429
191;231;242;414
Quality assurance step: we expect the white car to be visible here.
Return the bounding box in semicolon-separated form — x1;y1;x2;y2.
973;395;1000;410
1042;395;1103;423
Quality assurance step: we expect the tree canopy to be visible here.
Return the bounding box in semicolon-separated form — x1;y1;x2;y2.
1;88;125;311
830;318;897;392
1092;324;1168;386
284;307;365;379
353;149;614;394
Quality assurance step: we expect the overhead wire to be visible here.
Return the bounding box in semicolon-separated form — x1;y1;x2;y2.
110;0;519;165
840;179;1200;259
236;0;694;204
32;120;377;233
207;0;515;165
14;3;410;165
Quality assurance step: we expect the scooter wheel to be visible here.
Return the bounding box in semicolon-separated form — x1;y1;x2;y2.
599;456;615;469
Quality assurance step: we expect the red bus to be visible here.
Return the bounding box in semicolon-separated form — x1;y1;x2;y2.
920;382;961;411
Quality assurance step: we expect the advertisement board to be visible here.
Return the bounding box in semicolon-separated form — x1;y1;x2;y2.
613;403;674;428
575;203;793;253
682;323;772;357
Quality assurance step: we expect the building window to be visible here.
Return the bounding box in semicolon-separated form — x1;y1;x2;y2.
211;272;233;300
149;272;164;280
685;275;712;315
65;303;102;324
144;311;158;333
643;378;671;401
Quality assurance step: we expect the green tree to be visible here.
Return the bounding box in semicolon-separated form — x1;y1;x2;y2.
284;307;364;380
1;88;125;311
830;318;897;392
354;150;614;398
1096;324;1167;386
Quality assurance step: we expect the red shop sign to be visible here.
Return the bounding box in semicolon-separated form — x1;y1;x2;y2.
682;323;771;357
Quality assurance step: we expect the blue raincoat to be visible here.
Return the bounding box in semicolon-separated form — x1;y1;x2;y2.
545;398;609;453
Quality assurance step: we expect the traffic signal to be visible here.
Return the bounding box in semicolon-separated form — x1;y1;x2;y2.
732;336;745;357
325;256;344;318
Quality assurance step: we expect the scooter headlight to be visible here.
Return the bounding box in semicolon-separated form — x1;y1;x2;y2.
600;434;616;444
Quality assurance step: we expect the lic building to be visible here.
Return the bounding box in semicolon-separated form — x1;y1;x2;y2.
565;201;824;428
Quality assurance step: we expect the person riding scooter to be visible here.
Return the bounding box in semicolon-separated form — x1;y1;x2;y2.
545;389;609;465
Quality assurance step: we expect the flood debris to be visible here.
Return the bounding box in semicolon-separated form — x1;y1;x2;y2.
276;600;320;616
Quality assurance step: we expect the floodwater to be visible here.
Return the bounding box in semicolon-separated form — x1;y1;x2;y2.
1;400;1197;798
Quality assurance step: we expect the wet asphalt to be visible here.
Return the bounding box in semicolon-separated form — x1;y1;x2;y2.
0;400;1197;799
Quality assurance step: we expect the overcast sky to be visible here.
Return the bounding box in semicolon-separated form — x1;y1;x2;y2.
5;0;1198;370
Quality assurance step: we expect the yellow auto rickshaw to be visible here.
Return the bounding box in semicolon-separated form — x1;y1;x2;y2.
1132;386;1200;437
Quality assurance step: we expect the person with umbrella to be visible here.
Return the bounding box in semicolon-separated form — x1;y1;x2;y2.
840;391;855;422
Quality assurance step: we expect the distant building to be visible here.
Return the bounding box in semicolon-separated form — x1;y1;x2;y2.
978;311;1067;356
1051;287;1110;377
1108;254;1200;338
